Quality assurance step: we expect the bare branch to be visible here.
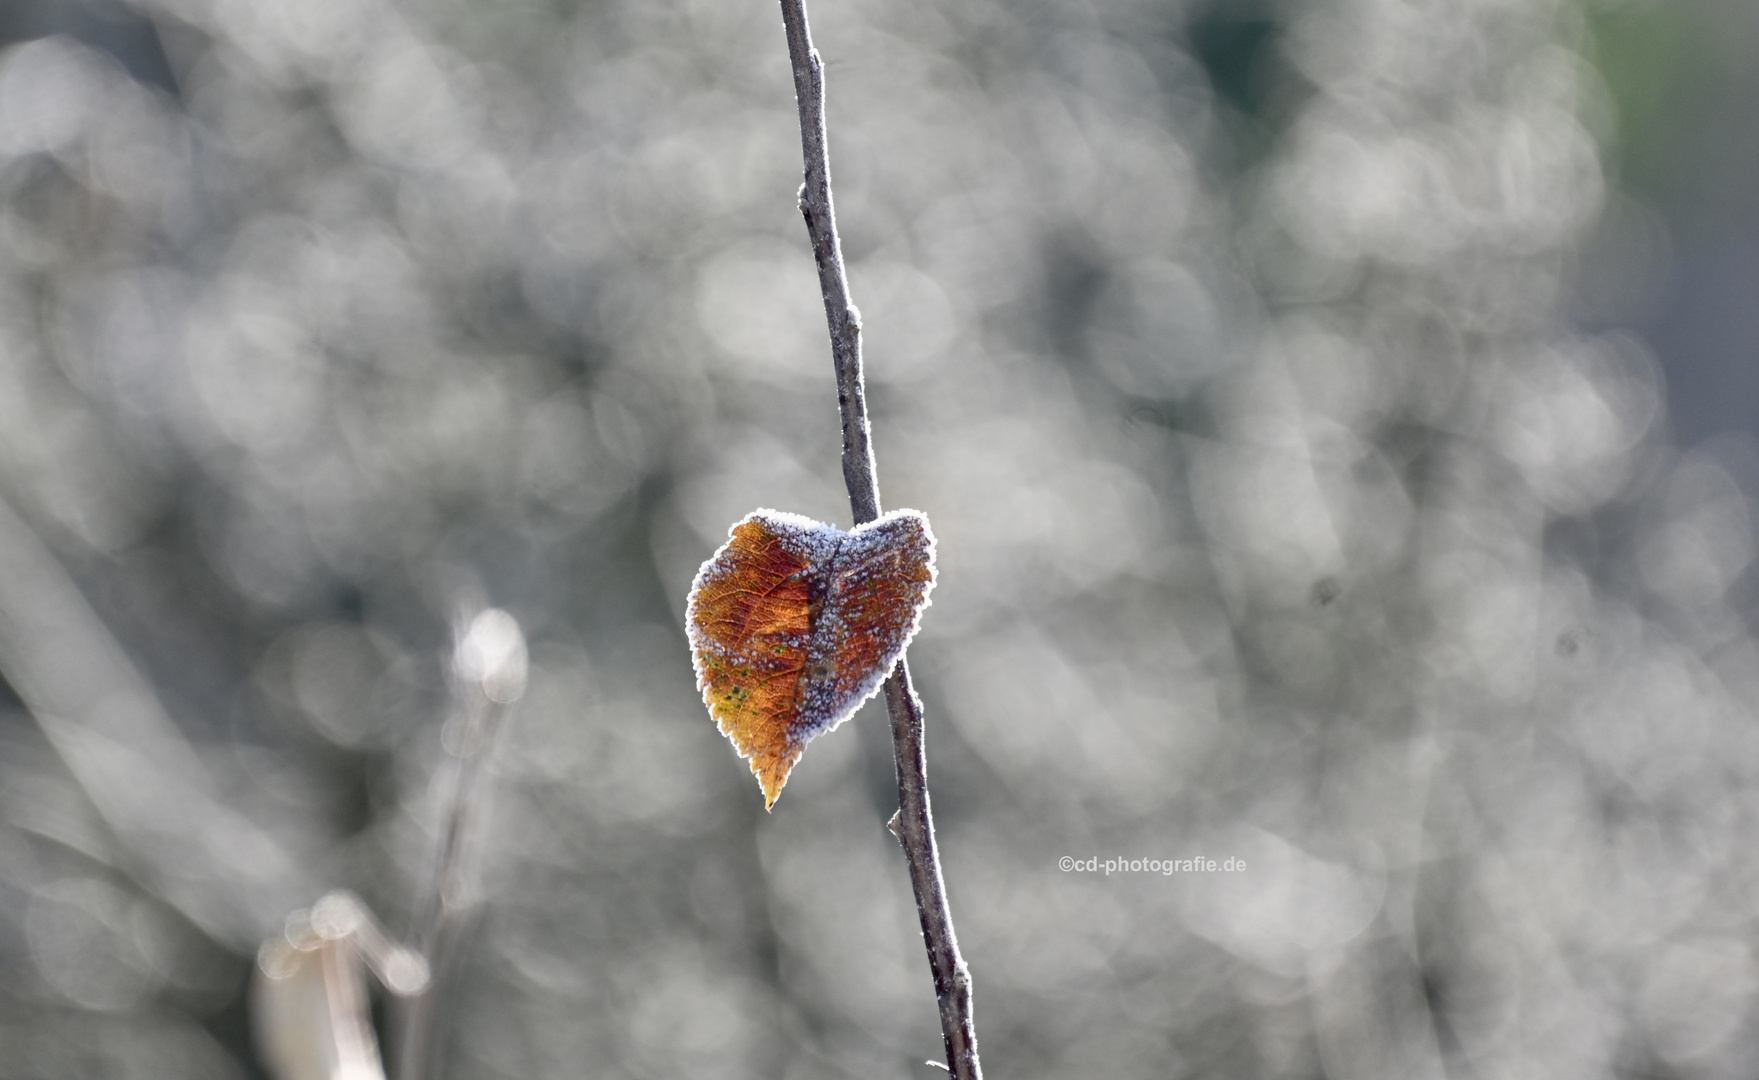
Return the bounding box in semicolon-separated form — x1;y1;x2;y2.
884;664;983;1080
778;0;880;523
776;3;983;1077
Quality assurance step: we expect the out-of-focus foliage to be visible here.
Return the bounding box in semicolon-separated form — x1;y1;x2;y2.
0;0;1752;1077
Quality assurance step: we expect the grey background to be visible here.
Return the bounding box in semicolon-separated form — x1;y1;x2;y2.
0;0;1754;1078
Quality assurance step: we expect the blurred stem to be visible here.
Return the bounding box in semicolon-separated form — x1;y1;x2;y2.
396;675;515;1080
778;3;983;1078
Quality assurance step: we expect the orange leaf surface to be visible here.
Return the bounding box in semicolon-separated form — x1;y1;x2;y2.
686;509;937;807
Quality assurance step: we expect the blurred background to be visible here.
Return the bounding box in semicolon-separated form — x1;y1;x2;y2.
0;0;1755;1076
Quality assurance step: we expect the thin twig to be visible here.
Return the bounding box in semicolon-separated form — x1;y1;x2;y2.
396;610;527;1080
778;0;879;522
776;4;983;1077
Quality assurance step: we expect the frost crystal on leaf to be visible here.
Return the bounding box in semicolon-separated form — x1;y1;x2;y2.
685;508;936;807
